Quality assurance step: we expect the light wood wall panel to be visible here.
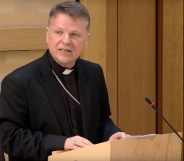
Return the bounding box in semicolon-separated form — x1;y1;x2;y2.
0;0;70;28
0;0;63;79
106;0;118;124
162;0;183;133
0;51;43;79
80;0;107;74
118;0;156;134
81;0;119;124
0;28;47;51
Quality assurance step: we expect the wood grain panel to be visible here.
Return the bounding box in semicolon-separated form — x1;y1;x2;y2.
111;132;182;161
162;0;183;133
0;0;67;28
118;0;156;134
0;28;47;51
0;50;44;80
156;0;163;134
80;0;118;124
80;0;106;74
106;0;118;125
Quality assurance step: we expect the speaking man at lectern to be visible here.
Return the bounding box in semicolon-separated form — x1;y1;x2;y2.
0;1;126;161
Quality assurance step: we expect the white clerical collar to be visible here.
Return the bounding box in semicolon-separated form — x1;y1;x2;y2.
62;69;74;75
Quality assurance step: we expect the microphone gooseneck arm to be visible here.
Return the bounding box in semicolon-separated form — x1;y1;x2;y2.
145;97;184;142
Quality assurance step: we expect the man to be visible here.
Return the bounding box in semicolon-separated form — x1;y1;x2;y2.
0;1;126;161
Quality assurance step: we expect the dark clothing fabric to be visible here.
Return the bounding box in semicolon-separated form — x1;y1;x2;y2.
0;50;121;161
0;145;5;161
48;54;83;136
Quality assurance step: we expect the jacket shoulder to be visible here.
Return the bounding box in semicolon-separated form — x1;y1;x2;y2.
78;59;102;71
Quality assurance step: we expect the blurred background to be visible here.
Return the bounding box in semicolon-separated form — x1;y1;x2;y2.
0;0;183;136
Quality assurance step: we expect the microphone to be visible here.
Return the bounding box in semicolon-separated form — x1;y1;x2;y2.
145;97;184;142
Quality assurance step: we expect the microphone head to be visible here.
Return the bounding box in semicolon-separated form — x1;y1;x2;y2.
145;97;156;110
145;97;152;105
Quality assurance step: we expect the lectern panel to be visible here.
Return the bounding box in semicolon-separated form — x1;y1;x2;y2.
111;132;182;161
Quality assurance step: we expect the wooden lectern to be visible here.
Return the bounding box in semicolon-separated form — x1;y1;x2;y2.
49;132;183;161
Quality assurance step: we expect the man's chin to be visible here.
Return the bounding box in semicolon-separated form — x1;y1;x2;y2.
57;59;76;69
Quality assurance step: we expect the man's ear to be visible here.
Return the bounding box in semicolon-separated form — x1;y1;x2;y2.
85;33;90;46
46;27;49;43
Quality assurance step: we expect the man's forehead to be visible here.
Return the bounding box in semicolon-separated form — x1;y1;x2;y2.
49;14;88;31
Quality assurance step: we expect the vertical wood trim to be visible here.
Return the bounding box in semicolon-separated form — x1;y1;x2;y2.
183;1;184;158
156;0;163;134
106;0;118;125
183;1;184;157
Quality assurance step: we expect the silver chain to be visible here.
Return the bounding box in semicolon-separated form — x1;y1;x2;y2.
52;69;81;105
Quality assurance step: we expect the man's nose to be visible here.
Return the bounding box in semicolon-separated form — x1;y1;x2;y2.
61;33;71;44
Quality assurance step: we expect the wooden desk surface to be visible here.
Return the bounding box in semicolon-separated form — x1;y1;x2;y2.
49;141;111;161
49;132;183;161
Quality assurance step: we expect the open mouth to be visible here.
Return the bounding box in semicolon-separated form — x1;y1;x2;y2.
58;48;72;53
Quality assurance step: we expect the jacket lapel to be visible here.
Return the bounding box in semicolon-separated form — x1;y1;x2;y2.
38;53;73;136
77;61;91;137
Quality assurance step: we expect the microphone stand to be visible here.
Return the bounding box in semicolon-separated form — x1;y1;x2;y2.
145;97;184;142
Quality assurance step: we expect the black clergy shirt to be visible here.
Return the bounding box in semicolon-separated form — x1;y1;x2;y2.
48;53;83;137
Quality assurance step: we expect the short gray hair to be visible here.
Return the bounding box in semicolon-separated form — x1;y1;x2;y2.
48;1;90;31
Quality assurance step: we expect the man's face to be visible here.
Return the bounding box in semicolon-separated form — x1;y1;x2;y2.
46;13;89;68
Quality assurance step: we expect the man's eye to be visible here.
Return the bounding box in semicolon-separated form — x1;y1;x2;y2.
71;33;80;37
55;31;63;35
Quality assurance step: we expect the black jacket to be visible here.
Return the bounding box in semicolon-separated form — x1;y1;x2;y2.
0;50;121;161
